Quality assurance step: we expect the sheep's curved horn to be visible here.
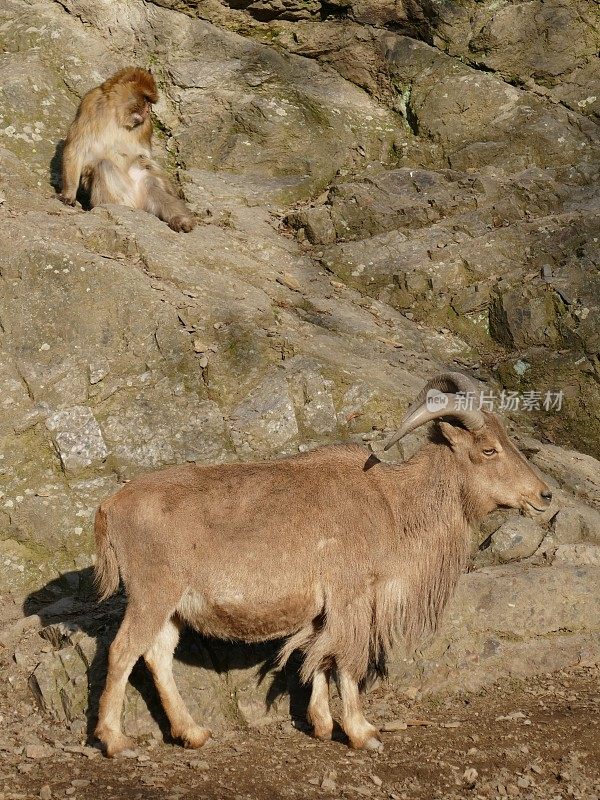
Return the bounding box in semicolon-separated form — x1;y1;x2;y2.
384;372;486;451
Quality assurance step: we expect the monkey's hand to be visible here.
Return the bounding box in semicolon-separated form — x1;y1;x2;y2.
59;191;77;206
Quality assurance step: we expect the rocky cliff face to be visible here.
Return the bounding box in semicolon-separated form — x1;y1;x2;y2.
0;0;599;730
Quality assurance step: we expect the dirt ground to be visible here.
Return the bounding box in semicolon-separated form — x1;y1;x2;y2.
1;663;599;800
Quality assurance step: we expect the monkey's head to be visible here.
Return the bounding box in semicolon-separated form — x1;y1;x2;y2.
102;68;158;129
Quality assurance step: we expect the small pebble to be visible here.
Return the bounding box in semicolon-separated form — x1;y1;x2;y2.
381;720;408;732
26;744;53;759
277;273;302;292
495;711;526;722
119;748;139;759
463;768;478;787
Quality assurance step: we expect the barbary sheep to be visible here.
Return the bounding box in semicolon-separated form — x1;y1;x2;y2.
93;372;551;756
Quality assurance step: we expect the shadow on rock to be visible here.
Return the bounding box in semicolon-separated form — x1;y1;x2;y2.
49;139;64;195
22;570;312;749
49;139;91;208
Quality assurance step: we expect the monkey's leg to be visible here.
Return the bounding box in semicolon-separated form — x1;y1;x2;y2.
90;159;137;208
142;172;196;233
138;158;184;198
307;669;333;741
337;669;383;751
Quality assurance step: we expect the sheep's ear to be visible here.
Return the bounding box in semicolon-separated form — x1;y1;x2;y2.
439;421;469;450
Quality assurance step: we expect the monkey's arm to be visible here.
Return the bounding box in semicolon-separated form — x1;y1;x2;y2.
60;137;84;205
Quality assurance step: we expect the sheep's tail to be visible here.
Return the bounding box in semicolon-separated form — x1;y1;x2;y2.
94;506;120;601
277;595;372;686
276;625;316;680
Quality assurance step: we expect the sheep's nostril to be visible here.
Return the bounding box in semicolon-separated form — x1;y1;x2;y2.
541;489;553;502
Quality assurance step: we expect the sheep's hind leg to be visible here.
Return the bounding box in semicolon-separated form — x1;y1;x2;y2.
337;669;383;751
307;669;333;741
96;603;163;757
144;616;210;749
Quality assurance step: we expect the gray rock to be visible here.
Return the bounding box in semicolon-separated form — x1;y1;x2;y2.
337;383;378;426
552;506;600;545
45;406;108;475
236;692;288;728
88;357;110;385
489;285;558;349
490;518;546;562
554;544;600;568
229;373;299;452
433;0;599;118
287;363;337;435
101;396;229;477
29;657;69;721
286;206;336;245
535;532;559;560
390;564;600;694
530;445;600;510
25;744;54;759
301;379;336;435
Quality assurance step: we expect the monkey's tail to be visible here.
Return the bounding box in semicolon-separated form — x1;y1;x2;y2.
94;506;121;601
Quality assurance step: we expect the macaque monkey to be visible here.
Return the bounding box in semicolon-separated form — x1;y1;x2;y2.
60;67;195;232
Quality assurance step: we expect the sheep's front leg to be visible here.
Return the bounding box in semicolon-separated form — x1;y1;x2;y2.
337;669;383;751
307;670;333;741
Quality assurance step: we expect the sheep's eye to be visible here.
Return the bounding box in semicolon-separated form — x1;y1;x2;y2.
482;448;496;457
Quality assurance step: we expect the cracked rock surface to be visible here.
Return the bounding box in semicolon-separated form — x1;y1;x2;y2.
0;0;599;744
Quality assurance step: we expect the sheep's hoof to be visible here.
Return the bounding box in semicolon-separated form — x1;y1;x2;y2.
308;707;333;741
349;729;384;752
180;725;211;749
312;723;333;741
364;735;384;752
97;729;135;758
